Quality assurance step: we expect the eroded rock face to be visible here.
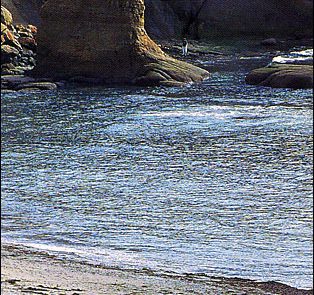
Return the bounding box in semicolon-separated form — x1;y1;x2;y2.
3;0;312;40
146;0;313;39
1;5;38;75
1;0;43;25
34;0;209;86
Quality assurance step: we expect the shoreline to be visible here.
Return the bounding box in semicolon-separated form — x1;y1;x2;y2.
1;38;313;93
1;243;312;295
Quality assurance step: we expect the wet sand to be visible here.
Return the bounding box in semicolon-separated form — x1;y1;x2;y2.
1;244;312;295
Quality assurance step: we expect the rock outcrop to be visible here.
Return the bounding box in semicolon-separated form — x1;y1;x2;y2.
245;64;313;89
34;0;209;86
145;0;313;39
2;0;313;40
1;0;43;26
1;5;38;75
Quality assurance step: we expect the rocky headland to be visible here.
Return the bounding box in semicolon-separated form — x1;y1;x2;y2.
33;0;209;87
1;5;59;92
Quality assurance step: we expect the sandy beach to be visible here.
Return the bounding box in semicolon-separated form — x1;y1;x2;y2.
1;243;312;295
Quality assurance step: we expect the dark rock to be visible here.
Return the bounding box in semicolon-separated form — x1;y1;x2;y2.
2;1;313;39
5;38;22;51
246;64;313;89
1;74;35;84
1;81;9;89
14;81;58;90
1;44;20;63
1;1;43;26
1;67;25;75
260;38;278;46
55;81;66;88
145;0;313;39
1;89;16;93
22;48;35;57
1;75;60;91
28;57;36;65
18;36;37;51
134;70;171;86
68;76;103;85
145;1;180;39
18;87;42;92
1;62;16;70
1;5;37;74
1;69;14;75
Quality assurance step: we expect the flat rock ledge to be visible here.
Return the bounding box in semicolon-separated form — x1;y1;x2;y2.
133;57;209;87
245;64;313;89
1;75;60;92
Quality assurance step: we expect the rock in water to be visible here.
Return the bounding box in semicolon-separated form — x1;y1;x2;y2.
34;0;209;86
245;64;313;89
260;38;278;46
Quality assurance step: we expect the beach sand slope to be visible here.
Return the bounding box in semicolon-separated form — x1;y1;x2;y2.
1;244;312;295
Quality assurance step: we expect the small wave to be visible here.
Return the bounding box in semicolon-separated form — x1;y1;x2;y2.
2;241;312;293
1;238;157;270
272;48;313;65
140;106;244;119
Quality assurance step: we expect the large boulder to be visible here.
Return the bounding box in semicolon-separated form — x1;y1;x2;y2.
34;0;209;86
245;64;313;89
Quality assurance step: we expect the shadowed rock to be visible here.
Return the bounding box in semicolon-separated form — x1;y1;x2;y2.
145;0;313;39
34;0;209;86
1;0;43;25
245;64;313;89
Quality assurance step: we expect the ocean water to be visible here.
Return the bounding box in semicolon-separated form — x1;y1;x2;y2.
1;52;313;289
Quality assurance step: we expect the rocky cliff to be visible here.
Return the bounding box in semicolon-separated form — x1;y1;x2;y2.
3;0;313;40
1;0;42;25
2;0;313;39
1;5;38;75
34;0;208;86
146;0;313;39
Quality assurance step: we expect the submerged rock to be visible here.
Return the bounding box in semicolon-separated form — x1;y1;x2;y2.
34;0;209;86
14;81;58;90
260;38;278;46
1;74;59;92
246;64;313;89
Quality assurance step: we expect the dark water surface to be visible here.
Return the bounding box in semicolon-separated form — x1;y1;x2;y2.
1;54;313;289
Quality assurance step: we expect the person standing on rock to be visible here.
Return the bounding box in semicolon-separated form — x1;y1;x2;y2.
182;38;188;56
